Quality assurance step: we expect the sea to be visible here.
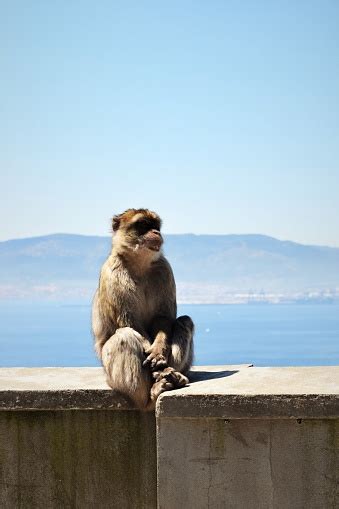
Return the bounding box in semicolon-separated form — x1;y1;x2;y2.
0;303;338;367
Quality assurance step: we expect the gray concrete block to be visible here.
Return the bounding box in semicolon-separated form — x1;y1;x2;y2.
156;366;339;509
0;410;156;509
157;418;338;509
1;366;338;508
157;366;339;419
0;367;130;410
0;365;252;411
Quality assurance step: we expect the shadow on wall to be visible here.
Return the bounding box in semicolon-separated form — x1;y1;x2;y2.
188;370;238;383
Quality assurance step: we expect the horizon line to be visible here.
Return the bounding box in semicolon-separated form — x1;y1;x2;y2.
1;232;338;250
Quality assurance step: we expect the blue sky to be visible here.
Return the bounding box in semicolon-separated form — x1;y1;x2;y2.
1;1;338;246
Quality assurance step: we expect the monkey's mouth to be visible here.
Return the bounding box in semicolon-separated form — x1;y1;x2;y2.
139;241;163;253
134;241;162;253
141;232;163;252
142;239;162;252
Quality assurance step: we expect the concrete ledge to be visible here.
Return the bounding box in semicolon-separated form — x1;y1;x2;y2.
1;366;338;418
0;368;131;410
0;365;251;411
157;366;339;419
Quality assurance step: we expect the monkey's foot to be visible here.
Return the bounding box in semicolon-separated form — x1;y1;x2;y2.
150;378;174;401
152;367;189;388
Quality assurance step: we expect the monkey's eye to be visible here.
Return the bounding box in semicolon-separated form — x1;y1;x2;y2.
153;220;161;231
133;220;150;236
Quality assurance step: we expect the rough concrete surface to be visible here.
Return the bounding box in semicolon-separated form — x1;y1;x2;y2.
157;417;338;509
1;366;338;508
156;366;339;509
0;367;131;410
0;365;251;410
157;366;339;419
0;410;156;509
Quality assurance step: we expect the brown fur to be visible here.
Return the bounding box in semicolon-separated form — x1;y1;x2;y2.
92;208;194;410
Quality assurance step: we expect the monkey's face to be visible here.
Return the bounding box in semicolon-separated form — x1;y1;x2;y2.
112;209;163;256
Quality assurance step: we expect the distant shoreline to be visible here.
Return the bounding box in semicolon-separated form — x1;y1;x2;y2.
1;299;339;307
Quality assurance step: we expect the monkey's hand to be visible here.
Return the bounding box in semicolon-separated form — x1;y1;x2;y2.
143;344;169;370
152;367;189;387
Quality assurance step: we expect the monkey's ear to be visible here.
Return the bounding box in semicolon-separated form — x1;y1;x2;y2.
112;215;121;232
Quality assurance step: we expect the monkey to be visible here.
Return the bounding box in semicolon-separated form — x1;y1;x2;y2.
92;208;194;410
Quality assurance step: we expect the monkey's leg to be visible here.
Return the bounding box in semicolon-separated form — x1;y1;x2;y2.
149;376;175;405
168;315;194;375
151;315;194;394
101;327;152;410
151;366;189;390
146;316;194;407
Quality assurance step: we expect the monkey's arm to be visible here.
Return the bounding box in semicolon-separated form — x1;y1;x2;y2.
143;315;173;369
143;258;177;370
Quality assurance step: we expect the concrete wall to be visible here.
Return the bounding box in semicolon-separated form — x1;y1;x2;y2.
157;417;338;509
0;366;338;509
157;366;339;509
0;411;156;509
0;368;157;509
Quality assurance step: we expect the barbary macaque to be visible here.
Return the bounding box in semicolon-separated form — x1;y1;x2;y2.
92;208;194;409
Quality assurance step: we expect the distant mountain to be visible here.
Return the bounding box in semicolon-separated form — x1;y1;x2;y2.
1;233;339;303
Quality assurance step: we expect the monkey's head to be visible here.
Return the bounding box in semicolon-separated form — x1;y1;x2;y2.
112;208;163;257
